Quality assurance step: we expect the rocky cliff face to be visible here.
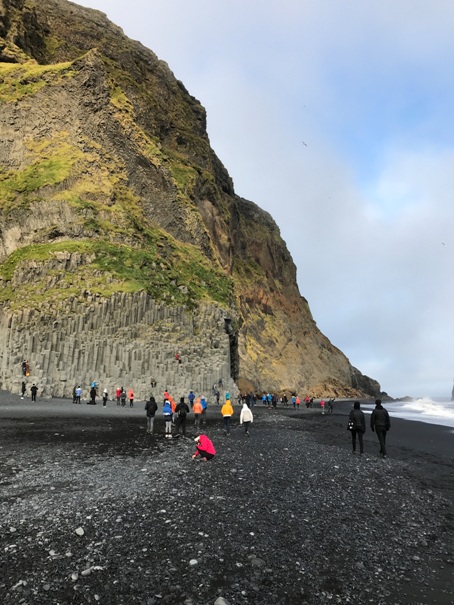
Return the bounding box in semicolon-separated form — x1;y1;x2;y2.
0;0;381;398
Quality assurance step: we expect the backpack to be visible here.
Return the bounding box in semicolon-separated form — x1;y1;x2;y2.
179;406;187;417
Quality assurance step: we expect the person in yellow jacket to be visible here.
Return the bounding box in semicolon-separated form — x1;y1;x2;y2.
221;399;234;435
192;397;202;431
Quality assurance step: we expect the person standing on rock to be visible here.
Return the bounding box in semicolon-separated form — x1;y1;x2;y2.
192;397;202;431
192;434;216;461
30;384;38;402
371;399;391;458
175;397;190;436
102;388;108;407
128;388;134;407
163;399;173;438
221;398;234;435
22;360;27;376
348;401;366;455
21;381;26;400
240;402;253;436
145;396;158;434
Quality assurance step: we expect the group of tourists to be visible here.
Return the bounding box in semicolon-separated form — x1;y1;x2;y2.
143;388;254;442
70;384;136;407
256;392;334;413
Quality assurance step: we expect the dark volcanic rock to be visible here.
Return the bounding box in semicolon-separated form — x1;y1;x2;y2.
0;396;453;604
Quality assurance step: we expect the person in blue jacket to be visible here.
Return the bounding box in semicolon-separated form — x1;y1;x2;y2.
188;390;195;408
201;396;208;426
163;400;173;438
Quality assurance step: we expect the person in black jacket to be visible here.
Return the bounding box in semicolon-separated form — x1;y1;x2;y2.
175;397;190;436
370;399;391;458
145;396;158;434
30;384;38;402
348;401;366;455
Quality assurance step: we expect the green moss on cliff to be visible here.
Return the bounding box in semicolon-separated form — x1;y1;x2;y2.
0;137;83;212
0;60;74;103
0;237;232;310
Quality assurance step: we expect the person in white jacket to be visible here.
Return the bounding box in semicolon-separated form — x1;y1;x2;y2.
239;402;253;436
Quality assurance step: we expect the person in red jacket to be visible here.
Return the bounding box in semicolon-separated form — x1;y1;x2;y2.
192;435;216;461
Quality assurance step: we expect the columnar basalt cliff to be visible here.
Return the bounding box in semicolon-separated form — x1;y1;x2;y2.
0;0;380;398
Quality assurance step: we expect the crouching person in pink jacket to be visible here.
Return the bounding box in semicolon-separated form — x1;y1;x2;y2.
192;434;216;461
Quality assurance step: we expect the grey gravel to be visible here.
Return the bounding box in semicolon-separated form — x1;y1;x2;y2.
0;399;453;605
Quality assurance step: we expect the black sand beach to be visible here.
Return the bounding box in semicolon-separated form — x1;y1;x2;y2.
0;392;453;605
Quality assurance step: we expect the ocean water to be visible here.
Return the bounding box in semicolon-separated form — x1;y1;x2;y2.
362;398;454;429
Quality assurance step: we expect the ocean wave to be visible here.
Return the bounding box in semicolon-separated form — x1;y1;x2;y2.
386;398;454;428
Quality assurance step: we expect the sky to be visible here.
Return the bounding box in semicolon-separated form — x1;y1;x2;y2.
75;0;454;398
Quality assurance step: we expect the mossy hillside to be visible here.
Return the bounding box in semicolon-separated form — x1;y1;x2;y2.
0;51;227;234
0;129;148;239
0;60;75;103
0;237;232;311
106;75;214;211
0;134;85;213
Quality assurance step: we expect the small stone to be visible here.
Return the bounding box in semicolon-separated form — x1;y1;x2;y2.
251;557;266;568
75;527;84;536
189;559;198;566
81;568;92;576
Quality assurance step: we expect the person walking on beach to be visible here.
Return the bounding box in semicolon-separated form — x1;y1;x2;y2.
115;387;121;406
120;388;127;407
188;390;195;408
221;398;234;435
371;399;391;458
201;395;208;426
320;399;325;415
328;398;335;414
192;434;216;461
102;388;108;407
21;381;26;400
30;384;38;402
348;401;366;455
240;402;253;436
128;388;134;407
163;399;173;438
175;397;190;436
145;396;158;434
193;397;202;431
